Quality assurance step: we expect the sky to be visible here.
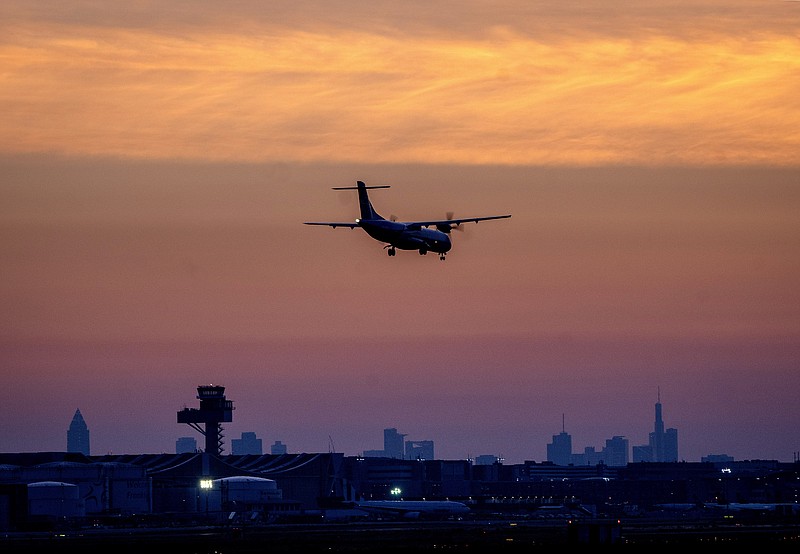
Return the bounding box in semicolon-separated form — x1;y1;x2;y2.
1;1;799;464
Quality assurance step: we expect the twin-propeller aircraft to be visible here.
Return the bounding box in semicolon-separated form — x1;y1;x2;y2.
304;181;511;260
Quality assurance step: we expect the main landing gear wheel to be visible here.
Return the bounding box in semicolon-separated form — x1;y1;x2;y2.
385;245;396;256
439;253;446;261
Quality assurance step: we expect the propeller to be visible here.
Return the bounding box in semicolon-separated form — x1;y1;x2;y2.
437;211;464;234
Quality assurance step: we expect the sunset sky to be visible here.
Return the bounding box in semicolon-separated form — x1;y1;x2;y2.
2;1;799;464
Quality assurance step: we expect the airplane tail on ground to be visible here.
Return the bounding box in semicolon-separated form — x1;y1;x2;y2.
332;181;389;221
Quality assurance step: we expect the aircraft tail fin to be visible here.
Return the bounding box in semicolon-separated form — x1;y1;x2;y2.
332;181;388;220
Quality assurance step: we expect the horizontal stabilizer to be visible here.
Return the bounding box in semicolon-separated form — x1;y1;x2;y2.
332;185;390;190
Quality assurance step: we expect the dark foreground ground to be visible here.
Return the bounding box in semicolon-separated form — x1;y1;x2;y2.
3;519;800;553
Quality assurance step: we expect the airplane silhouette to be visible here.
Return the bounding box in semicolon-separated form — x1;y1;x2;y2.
304;181;511;260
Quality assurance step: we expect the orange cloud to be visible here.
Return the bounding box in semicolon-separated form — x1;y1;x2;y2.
1;17;799;165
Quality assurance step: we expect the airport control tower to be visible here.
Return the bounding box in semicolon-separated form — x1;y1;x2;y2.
177;384;235;456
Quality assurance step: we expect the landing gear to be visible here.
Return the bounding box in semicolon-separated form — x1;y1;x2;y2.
384;245;446;260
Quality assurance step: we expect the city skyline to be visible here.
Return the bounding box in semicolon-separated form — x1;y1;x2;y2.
57;393;780;464
2;1;799;465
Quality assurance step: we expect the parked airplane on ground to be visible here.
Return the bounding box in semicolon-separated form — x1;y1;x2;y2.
304;181;511;260
352;499;471;519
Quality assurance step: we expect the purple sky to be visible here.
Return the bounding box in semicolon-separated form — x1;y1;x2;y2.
1;1;799;463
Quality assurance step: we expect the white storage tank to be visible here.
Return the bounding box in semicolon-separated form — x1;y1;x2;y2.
27;481;85;518
215;476;281;504
202;476;281;511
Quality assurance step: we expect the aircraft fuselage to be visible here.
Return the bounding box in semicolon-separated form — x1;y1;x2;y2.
358;218;452;254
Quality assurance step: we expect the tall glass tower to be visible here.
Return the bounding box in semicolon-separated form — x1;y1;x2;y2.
67;409;90;455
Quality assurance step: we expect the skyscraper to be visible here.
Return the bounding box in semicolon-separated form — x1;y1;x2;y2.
633;389;679;462
546;414;573;466
383;428;406;459
663;427;679;462
67;409;90;456
603;436;629;466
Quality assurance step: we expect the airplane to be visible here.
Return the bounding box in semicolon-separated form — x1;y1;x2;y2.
701;502;800;514
304;181;511;260
351;499;471;520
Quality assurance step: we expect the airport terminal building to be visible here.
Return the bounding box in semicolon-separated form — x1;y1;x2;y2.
1;450;798;531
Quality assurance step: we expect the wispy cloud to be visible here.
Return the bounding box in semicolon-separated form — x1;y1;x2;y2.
1;3;799;165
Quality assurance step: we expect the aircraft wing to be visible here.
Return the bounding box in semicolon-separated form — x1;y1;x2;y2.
303;221;360;228
409;214;511;228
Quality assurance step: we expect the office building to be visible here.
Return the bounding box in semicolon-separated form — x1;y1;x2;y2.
383;428;406;459
547;415;573;466
176;436;197;454
67;409;90;456
702;453;734;463
474;455;501;465
547;432;573;466
602;436;629;467
405;440;434;461
231;432;263;455
271;440;288;455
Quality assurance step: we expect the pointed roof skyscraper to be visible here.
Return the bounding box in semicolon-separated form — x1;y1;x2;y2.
67;408;90;456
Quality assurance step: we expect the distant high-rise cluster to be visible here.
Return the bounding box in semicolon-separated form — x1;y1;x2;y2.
177;432;280;455
67;409;90;456
363;428;435;460
547;392;679;466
